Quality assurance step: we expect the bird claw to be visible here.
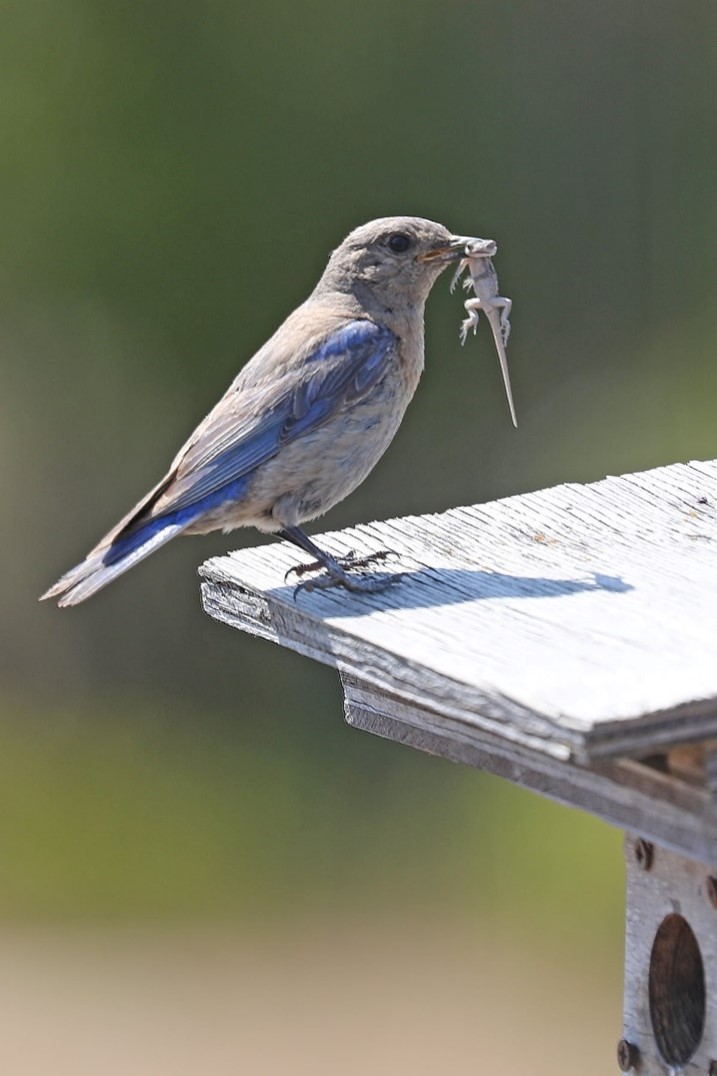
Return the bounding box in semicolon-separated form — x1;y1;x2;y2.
285;549;402;597
285;548;396;582
295;569;404;598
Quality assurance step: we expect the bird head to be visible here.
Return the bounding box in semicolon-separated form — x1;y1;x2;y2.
318;216;477;308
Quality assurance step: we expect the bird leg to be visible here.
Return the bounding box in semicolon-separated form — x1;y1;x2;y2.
278;526;401;594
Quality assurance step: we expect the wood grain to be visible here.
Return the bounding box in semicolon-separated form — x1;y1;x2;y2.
622;835;717;1073
340;675;717;862
201;458;717;763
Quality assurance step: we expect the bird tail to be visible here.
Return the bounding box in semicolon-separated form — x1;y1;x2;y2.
39;465;195;607
40;516;190;607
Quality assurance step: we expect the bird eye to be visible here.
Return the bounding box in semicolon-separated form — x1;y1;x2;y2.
387;233;411;253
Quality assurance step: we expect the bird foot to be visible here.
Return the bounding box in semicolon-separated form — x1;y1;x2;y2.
287;548;390;579
285;549;402;596
296;570;404;596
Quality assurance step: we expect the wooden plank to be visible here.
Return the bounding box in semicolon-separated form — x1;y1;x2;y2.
622;836;717;1072
200;458;717;762
341;676;717;864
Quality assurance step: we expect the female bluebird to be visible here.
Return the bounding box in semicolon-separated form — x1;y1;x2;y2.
42;216;477;605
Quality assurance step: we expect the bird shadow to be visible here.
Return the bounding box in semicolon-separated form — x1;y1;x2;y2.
267;566;634;617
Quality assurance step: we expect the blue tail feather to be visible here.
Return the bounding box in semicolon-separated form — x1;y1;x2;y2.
103;474;253;567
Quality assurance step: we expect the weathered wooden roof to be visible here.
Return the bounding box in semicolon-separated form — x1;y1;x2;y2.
200;458;717;860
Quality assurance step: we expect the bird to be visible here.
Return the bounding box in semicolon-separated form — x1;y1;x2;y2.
41;216;478;607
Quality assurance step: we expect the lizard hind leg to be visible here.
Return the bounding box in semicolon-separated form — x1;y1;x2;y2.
497;297;512;345
459;301;481;345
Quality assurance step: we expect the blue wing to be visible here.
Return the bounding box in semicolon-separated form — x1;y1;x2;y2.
44;319;397;600
124;319;397;528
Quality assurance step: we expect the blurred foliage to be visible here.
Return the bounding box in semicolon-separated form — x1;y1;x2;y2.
1;0;715;925
0;694;623;946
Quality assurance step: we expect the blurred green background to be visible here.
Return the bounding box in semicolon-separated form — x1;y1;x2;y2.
3;1;716;1071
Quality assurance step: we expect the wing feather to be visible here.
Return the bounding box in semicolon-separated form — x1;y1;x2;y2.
145;319;396;520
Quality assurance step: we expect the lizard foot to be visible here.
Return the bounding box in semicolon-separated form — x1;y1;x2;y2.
459;317;479;345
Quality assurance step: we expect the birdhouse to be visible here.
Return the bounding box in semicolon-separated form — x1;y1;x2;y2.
201;457;717;1075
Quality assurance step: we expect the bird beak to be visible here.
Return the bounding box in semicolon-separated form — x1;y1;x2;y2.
418;235;490;264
